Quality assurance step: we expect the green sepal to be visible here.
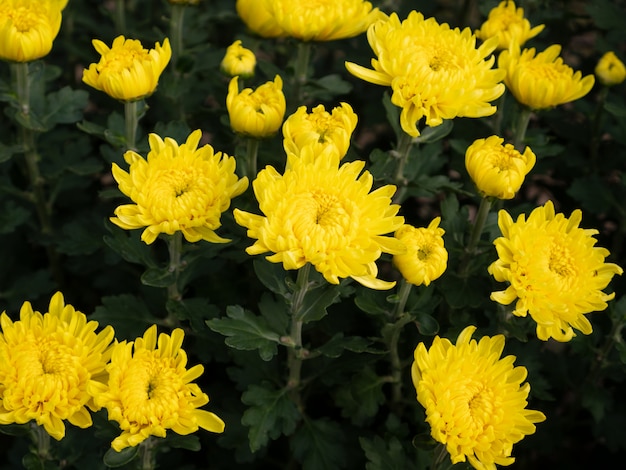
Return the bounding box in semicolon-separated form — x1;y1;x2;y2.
103;446;138;468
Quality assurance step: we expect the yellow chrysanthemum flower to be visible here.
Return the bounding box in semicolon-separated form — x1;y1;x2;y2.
393;218;447;286
110;129;249;245
220;40;256;78
89;325;225;451
0;0;63;63
488;201;623;342
465;135;536;199
0;292;115;440
412;326;546;470
345;11;505;137
595;51;626;87
233;151;405;290
227;75;286;138
269;0;382;42
499;44;595;110
475;0;544;50
283;103;358;160
236;0;286;38
82;35;172;102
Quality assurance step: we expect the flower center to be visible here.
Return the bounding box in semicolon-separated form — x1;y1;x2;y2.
312;191;346;226
468;384;495;425
526;61;569;81
1;6;42;32
548;238;576;277
417;246;431;261
489;146;519;172
100;43;150;74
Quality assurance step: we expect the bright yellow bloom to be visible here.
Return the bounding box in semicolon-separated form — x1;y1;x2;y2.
0;0;63;63
89;325;225;451
475;1;544;50
82;35;171;102
234;151;405;290
595;51;626;87
346;11;505;137
393;218;447;286
499;44;595;110
220;40;256;78
412;326;546;470
269;0;382;42
227;75;286;138
465;135;535;199
283;103;358;160
0;292;114;440
236;0;286;38
488;201;623;342
111;129;249;245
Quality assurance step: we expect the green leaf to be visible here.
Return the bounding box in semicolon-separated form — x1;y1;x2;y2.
0;201;30;234
253;258;289;297
415;119;453;144
415;313;439;336
0;423;30;437
164;434;201;451
368;147;396;182
258;292;289;336
291;418;347;470
241;383;300;452
316;333;372;358
206;305;282;361
103;223;158;268
604;101;626;118
0;142;24;163
56;218;104;255
382;91;401;138
354;288;391;316
44;86;89;126
103;446;138;468
91;295;155;341
306;74;353;101
141;266;177;288
296;283;341;324
361;436;415;470
567;175;616;214
334;367;386;425
165;297;220;332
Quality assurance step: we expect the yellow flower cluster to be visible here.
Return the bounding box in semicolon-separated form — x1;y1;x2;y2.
499;44;595;110
0;0;64;63
489;201;623;341
283;103;358;160
393;218;448;286
227;75;286;138
465;135;536;199
346;11;505;137
234;151;405;290
236;0;286;38
412;326;546;470
0;292;114;440
476;0;544;50
269;0;382;42
90;325;225;451
82;35;172;102
595;51;626;87
221;40;256;78
111;129;249;245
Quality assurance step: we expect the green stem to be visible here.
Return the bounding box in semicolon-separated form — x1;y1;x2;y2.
286;263;311;410
11;62;63;285
139;437;157;470
114;0;126;34
513;106;532;151
169;3;185;69
388;279;414;408
590;86;609;169
459;196;493;277
124;99;140;152
246;138;259;178
167;231;184;302
292;41;312;106
431;443;450;470
30;423;52;463
392;131;416;204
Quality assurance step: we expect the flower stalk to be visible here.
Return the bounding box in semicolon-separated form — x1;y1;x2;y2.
387;278;414;409
169;3;185;69
392;131;415;204
245;137;259;179
114;0;126;34
124;99;141;152
590;86;609;167
292;41;312;105
30;423;52;464
513;105;532;151
139;436;157;470
167;231;184;303
459;196;493;277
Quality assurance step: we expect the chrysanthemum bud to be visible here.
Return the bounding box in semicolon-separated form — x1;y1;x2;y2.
220;40;256;79
595;51;626;87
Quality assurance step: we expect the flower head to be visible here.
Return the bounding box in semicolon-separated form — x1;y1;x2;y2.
0;0;63;62
111;129;249;245
488;201;623;341
465;135;536;199
475;1;544;50
595;51;626;87
283;103;358;160
236;0;286;38
499;44;595;110
346;11;505;137
0;292;115;440
412;326;546;470
393;218;447;286
221;40;256;78
89;325;224;451
227;75;286;138
234;151;405;289
269;0;382;42
82;35;171;102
